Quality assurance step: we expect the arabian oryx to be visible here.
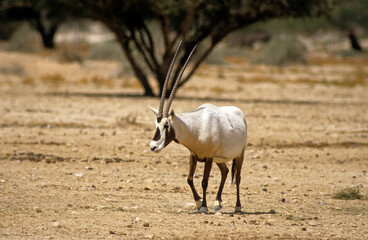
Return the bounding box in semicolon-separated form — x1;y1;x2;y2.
149;41;247;213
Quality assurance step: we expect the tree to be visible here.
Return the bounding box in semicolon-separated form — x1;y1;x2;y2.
327;0;368;52
0;0;75;48
63;0;331;96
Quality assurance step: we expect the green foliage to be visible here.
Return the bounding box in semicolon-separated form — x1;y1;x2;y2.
7;22;41;52
329;0;368;32
332;187;363;200
253;35;307;66
87;40;124;61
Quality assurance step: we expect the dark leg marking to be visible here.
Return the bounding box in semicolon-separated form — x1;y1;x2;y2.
198;158;213;213
234;148;245;213
214;162;229;211
187;155;201;204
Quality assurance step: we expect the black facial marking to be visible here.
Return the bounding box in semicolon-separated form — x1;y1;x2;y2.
163;124;176;147
152;127;161;141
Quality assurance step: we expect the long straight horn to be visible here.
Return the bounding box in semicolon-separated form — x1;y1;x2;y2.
158;40;183;118
164;44;197;117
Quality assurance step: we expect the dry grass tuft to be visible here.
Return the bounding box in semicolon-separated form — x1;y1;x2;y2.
40;73;66;85
332;187;363;200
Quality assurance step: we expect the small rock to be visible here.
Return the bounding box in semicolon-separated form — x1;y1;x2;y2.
132;205;139;209
52;222;61;228
75;173;84;178
302;227;307;231
184;202;196;210
308;220;318;226
34;206;42;212
280;198;286;203
143;222;150;227
262;188;267;192
0;179;6;183
135;217;141;222
144;187;151;191
145;234;153;239
109;230;115;234
90;185;96;190
214;212;222;216
84;166;93;170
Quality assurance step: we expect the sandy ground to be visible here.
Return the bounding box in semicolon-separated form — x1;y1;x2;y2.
0;50;368;239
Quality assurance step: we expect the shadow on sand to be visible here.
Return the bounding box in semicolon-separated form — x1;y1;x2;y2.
190;209;276;215
44;91;353;106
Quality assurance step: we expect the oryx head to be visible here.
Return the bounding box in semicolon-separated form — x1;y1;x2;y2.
149;41;197;152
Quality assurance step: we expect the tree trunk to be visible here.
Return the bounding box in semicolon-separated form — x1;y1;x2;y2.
348;30;363;52
33;19;59;49
115;33;155;97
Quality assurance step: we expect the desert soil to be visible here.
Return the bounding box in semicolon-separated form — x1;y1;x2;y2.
0;50;368;239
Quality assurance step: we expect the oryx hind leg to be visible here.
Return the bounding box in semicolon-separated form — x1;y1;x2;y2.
187;155;202;209
234;148;245;213
214;162;229;211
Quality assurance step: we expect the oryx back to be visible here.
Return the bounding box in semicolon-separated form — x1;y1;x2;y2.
178;104;247;162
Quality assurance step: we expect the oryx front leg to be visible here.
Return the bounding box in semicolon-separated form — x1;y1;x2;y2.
214;163;229;211
198;158;213;213
187;155;202;210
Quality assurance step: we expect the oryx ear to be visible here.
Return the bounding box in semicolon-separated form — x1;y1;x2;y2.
170;109;175;118
148;105;159;116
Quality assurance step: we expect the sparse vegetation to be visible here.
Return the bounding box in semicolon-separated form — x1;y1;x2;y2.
87;40;124;61
6;22;41;52
253;35;307;66
56;41;89;63
332;187;363;200
0;63;26;76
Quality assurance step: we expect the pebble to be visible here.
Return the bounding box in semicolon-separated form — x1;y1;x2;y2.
84;166;93;170
52;222;61;228
143;222;150;227
34;206;42;212
145;234;153;239
135;217;141;222
184;202;196;210
75;173;84;178
214;212;222;216
308;220;318;226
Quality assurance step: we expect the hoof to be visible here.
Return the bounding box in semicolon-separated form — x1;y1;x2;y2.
234;206;242;213
213;200;222;211
214;205;222;211
195;199;203;210
198;206;208;213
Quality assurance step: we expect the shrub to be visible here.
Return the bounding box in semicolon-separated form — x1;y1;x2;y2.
87;40;124;61
332;187;363;200
253;35;307;66
6;22;41;52
56;41;89;63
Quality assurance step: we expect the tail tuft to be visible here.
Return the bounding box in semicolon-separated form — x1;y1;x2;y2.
231;159;236;185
